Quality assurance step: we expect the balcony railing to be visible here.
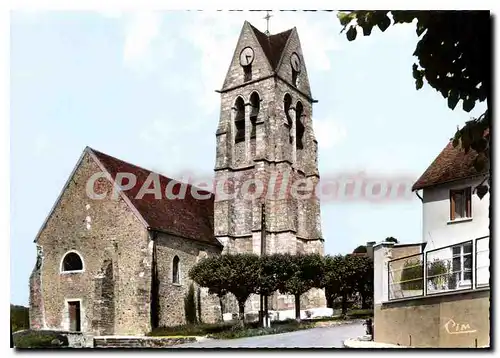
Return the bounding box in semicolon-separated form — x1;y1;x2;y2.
388;253;424;300
388;236;489;301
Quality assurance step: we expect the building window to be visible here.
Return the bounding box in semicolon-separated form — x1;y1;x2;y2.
249;92;260;138
172;255;180;284
243;65;252;82
295;101;304;150
450;242;473;288
284;94;293;144
61;251;84;273
234;97;245;143
450;187;472;220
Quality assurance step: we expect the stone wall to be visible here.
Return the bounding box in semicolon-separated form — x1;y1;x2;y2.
30;152;152;336
374;289;490;348
94;336;196;348
154;232;222;327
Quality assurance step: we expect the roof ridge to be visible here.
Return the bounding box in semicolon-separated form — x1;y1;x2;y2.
248;22;294;70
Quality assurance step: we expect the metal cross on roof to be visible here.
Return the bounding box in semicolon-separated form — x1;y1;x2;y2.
264;10;272;36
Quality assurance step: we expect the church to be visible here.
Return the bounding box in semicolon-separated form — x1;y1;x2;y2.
29;20;327;336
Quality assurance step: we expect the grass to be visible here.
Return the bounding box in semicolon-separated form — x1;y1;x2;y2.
148;309;374;341
208;320;315;339
13;330;69;349
345;309;373;319
148;321;236;337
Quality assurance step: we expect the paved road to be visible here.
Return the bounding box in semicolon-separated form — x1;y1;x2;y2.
172;322;365;348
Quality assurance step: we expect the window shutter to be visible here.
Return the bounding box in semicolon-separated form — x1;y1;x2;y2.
466;187;472;217
450;191;456;221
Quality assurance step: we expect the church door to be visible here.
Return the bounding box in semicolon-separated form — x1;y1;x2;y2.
68;301;81;332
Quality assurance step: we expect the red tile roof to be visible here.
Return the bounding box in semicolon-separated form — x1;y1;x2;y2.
412;131;489;191
249;24;293;70
89;148;221;247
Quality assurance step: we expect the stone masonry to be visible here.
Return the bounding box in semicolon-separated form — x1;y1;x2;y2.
29;149;222;336
29;21;328;337
214;21;327;312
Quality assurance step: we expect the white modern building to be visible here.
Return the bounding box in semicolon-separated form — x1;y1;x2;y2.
372;130;490;348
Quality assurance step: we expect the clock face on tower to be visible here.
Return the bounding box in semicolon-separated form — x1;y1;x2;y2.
291;52;301;72
239;47;255;66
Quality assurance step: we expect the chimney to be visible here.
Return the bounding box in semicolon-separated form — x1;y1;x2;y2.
366;241;376;260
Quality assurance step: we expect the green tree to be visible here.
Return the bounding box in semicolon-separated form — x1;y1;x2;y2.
353;255;374;309
10;304;30;333
184;283;198;324
189;256;228;322
353;245;367;254
277;254;324;321
190;254;260;326
217;254;260;325
385;237;399;244
255;254;285;326
400;259;424;291
323;255;364;315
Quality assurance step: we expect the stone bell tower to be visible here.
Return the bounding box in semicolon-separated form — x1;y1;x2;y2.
214;21;326;311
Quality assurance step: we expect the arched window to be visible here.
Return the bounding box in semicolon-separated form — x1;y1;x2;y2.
249;92;260;138
172;255;180;284
284;94;293;144
61;251;84;273
234;97;245;144
296;102;304;149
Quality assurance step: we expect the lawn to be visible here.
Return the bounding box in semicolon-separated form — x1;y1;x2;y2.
149;309;373;340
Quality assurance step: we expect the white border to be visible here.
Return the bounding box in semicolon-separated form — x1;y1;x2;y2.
5;2;499;357
63;298;84;332
59;250;85;274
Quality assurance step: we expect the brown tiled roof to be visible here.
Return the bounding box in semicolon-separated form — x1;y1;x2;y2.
412;131;489;191
249;23;293;70
89;148;221;247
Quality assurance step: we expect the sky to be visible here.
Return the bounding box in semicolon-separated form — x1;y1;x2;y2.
10;10;487;306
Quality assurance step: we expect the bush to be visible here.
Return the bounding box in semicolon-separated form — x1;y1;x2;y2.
11;305;30;333
400;259;424;290
148;321;235;337
347;309;374;319
208;321;314;339
427;259;451;290
13;330;69;349
184;283;198;325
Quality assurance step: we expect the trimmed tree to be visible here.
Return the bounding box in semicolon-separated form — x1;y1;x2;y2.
277;253;324;321
353;255;374;309
217;254;260;325
189;256;228;322
323;254;363;315
255;254;284;326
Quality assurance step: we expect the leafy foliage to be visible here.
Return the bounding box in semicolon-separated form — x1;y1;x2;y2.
277;254;324;297
385;237;399;244
13;330;69;349
148;321;235;337
11;304;30;333
400;259;424;291
189;256;227;299
353;245;367;253
190;252;373;323
277;253;324;320
322;254;369;315
189;254;260;322
184;283;198;325
426;259;451;290
352;256;374;308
